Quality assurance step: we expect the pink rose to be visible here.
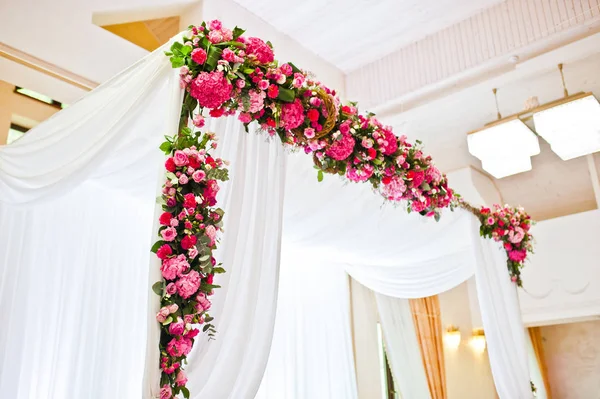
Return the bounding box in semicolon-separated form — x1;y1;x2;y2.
173;150;189;167
196;292;212;312
193;114;205;128
236;79;246;89
487;217;495;225
166;283;177;295
161;227;177;242
176;270;202;299
280;63;292;76
192;170;206;183
292;73;305;88
258;80;269;90
508;227;525;244
179;174;189;185
166;337;193;357
156;312;167;323
183;193;196;209
191;48;207;65
160;384;172;399
169;317;185;335
175;370;188;387
188;246;199;259
304;128;315;139
184;314;194;324
168;303;178;313
181;235;197;250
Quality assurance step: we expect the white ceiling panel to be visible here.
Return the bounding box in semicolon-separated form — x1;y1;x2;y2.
231;0;502;71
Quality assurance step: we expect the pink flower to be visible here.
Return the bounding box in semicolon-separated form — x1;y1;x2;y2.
190;71;233;109
511;276;518;282
205;225;217;246
184;193;196;208
380;176;407;200
181;235;197;250
191;48;207;65
411;200;427;213
292;73;305;88
184;314;194;324
380;130;398;155
245;37;274;64
280;63;292;76
487;217;495;225
347;164;375;183
193;114;205;128
175;370;188;387
238;112;253;124
508;250;527;262
176;270;202;299
159;212;172;226
425;166;442;185
195;292;212;312
208;30;224;44
160;384;172;399
325;131;355;161
192;170;206;183
161;254;190;280
208;19;222;30
406;170;425;188
179;174;189;185
169;317;185;335
156;312;167;323
173;151;189;167
156;244;173;260
161;227;177;242
166;337;193;357
304;128;316;139
166;283;177;295
280;98;305;130
236;79;246;89
508;227;525;244
267;84;279;99
188;246;198;259
258;80;269;90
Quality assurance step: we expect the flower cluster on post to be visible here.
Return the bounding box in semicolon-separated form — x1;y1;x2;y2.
156;19;535;398
152;128;228;399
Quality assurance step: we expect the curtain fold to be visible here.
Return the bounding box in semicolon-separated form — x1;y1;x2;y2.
529;327;552;399
409;296;447;399
376;293;432;399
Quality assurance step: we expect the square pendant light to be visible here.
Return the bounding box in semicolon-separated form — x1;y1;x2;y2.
467;117;540;179
532;92;600;160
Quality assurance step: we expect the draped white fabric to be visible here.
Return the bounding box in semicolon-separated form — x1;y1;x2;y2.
255;258;357;399
375;294;431;399
182;117;286;399
0;43;180;398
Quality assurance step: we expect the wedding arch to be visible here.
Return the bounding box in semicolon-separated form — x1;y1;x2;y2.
0;19;534;399
152;20;534;398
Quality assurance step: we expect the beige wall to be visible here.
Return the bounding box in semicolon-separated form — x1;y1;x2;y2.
439;280;497;399
541;320;600;398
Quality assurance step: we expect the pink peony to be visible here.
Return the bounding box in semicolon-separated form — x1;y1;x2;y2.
205;225;217;246
156;244;173;260
508;227;525;244
161;254;190;280
245;37;274;64
160;384;172;399
508;249;527;262
169;317;185;336
380;129;399;155
190;71;233;109
161;227;177;242
195;292;212;312
166;337;193;357
173;150;189;167
175;370;188;387
191;48;207;65
325;131;355;161
280;98;304;130
176;270;202;299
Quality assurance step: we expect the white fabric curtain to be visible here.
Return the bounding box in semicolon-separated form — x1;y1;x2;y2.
182;117;287;398
0;42;180;398
375;294;431;399
255;258;357;399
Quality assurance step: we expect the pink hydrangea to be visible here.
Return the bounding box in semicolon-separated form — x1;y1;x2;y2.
191;48;207;65
245;37;274;64
190;71;233;109
248;90;266;113
380;129;398;155
508;249;527;262
208;28;233;44
176;270;202;299
347;164;374;182
280;99;305;130
161;254;190;280
325;131;355;161
425;166;442;185
380;176;407;201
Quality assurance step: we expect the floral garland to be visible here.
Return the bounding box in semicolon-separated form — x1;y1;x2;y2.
151;19;535;398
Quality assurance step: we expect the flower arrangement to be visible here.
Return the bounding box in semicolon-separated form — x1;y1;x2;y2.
154;19;535;397
151;127;228;399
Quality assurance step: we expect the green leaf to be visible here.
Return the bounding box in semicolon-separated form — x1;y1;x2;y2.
317;170;324;182
151;241;165;253
213;267;226;274
159;141;173;155
204;315;214;323
181;386;190;399
277;87;296;103
232;26;245;40
214;41;245;48
164;51;173;56
205;46;223;71
421;182;431;191
199;255;211;262
181;45;193;56
243;68;255;74
170;56;185;68
203;324;211;332
434;213;441;222
288;62;302;74
152;281;164;296
162;316;173;325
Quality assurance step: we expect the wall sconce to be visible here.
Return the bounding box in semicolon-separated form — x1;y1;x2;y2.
443;325;461;349
469;329;486;354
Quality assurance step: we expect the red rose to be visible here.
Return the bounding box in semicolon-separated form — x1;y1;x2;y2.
181;235;197;250
189;155;201;169
504;242;512;251
267;84;279;99
498;220;505;227
480;207;490;215
205;156;217;168
266;118;276;127
382;176;392;185
209;108;225;118
307;109;319;122
165;158;176;172
206;274;214;285
159;212;173;225
367;148;377;160
157;244;173;260
183;193;196;209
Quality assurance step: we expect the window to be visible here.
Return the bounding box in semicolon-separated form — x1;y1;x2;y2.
14;86;64;108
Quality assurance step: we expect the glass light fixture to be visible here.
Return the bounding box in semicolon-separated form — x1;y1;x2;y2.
533;92;600;160
468;117;540;179
469;329;486;354
443;325;461;349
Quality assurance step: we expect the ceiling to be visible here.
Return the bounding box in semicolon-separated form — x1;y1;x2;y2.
101;17;180;52
231;0;502;72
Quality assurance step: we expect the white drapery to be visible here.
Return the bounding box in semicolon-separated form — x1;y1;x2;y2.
375;294;432;399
